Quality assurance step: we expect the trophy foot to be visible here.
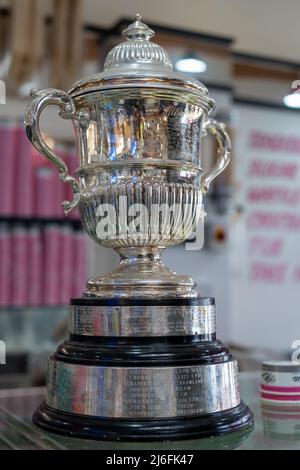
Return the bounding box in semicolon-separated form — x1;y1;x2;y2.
33;297;254;442
85;247;197;298
33;401;253;442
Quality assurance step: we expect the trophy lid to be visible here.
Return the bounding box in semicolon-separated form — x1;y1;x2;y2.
69;15;214;112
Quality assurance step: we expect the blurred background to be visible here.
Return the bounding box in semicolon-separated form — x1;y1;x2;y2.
0;0;300;388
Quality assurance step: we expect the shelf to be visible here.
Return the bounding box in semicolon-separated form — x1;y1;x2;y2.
0;306;69;311
0;216;82;229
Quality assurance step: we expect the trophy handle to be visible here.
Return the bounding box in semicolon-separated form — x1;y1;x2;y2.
201;118;231;194
24;88;80;214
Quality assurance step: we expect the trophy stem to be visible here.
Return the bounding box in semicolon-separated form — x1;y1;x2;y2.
117;246;163;263
85;246;197;298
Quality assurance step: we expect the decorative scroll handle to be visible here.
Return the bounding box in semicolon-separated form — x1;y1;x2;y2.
24;88;80;213
201;118;231;194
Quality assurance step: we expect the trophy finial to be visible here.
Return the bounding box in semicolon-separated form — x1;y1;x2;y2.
103;13;172;71
123;15;154;40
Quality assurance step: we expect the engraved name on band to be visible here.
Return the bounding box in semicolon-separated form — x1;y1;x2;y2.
46;360;240;418
69;304;216;337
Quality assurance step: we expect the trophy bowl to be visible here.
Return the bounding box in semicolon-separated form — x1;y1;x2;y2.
25;69;230;297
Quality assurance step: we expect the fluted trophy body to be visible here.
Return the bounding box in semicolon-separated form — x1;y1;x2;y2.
25;15;253;441
74;88;208;297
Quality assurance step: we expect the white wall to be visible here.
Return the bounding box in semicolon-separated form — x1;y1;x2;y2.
230;104;300;352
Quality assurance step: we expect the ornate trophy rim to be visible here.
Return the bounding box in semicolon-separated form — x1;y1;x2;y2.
68;14;215;113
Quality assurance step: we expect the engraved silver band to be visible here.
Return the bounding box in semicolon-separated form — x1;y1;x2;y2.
69;304;216;337
46;359;240;418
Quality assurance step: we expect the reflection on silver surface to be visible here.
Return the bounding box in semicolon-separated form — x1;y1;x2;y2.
0;384;253;450
69;304;216;337
46;359;240;418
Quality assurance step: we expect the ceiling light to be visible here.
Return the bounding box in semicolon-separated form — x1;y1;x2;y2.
175;57;207;74
283;92;300;109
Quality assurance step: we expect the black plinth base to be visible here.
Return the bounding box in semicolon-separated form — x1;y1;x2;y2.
33;401;253;442
34;296;254;441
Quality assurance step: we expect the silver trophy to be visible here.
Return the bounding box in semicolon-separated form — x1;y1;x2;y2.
25;15;253;440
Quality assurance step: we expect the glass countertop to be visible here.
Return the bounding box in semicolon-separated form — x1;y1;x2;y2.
0;372;299;450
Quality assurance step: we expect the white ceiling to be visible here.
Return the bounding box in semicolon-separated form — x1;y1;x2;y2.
1;0;299;63
82;0;300;63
